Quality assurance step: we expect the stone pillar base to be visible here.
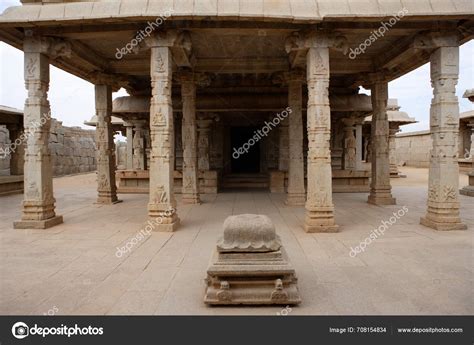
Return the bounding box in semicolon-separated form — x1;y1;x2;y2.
367;194;396;205
14;215;63;230
303;208;339;233
285;194;306;206
460;172;474;197
95;197;122;205
420;216;467;231
148;216;180;232
182;194;201;204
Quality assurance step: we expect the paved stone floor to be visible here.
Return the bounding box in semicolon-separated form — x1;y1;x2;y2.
0;167;472;315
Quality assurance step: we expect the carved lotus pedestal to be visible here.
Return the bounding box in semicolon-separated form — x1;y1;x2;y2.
204;214;301;305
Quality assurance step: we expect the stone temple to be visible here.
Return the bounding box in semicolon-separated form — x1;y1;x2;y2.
0;1;472;233
0;0;473;317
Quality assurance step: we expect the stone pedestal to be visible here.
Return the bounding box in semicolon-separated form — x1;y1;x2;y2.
368;79;396;205
94;84;120;205
14;34;65;229
421;42;466;230
304;42;338;233
204;214;301;305
147;33;180;231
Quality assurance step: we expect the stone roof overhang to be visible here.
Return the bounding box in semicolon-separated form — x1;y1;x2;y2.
0;105;24;126
2;1;473;25
0;1;472;96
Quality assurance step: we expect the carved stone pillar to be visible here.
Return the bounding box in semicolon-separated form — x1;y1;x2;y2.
341;117;356;170
286;69;306;206
14;33;67;229
460;122;474;196
95;84;120;204
132;120;146;170
197;118;212;171
147;32;180;231
177;70;201;204
7;125;25;175
304;40;338;232
389;124;401;177
420;41;466;230
355;121;363;171
367;78;396;205
124;122;134;169
278;117;289;172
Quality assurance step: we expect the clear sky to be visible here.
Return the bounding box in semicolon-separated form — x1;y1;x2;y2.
0;0;472;132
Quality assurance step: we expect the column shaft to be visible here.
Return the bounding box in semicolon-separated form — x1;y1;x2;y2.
181;75;200;204
132;122;146;170
421;45;466;230
355;123;363;170
95;84;120;204
286;71;306;205
304;46;338;233
367;81;396;205
125;124;134;169
148;45;179;231
14;41;63;229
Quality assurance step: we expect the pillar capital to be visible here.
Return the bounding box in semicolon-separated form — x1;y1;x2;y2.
24;30;71;59
174;69;211;88
285;31;348;54
414;31;460;49
88;72;129;92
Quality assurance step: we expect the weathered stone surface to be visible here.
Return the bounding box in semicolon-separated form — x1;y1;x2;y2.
217;214;281;252
205;214;301;305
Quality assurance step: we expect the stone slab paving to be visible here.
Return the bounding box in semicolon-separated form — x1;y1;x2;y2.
0;168;472;315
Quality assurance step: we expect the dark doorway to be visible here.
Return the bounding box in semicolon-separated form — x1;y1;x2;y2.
231;126;260;173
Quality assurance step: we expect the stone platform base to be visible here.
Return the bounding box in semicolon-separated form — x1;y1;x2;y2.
0;175;24;196
147;218;180;232
460;186;474;196
116;170;218;194
420;216;467;231
303;223;339;233
269;169;370;193
14;215;63;229
205;248;301;305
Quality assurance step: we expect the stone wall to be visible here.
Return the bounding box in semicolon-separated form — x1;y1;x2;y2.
395;130;431;168
50;119;97;176
0;125;10;175
0;119;97;176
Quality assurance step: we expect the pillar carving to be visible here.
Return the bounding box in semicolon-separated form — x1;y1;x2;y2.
342;117;356;171
176;70;206;204
146;31;184;231
420;39;466;229
367;78;396;205
14;33;68;229
285;69;306;205
197;118;213;171
303;34;339;233
355;121;364;171
132;120;146;170
94;84;120;204
460;89;474;196
278;118;289;172
389;124;401;177
124;122;134;169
